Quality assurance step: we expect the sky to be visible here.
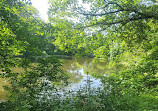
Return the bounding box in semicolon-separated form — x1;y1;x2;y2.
30;0;90;22
31;0;49;21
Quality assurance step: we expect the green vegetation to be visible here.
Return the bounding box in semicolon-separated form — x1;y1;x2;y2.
0;0;158;110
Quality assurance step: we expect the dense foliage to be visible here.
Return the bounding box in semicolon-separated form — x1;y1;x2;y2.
0;0;158;110
48;0;158;110
48;0;158;89
0;0;68;110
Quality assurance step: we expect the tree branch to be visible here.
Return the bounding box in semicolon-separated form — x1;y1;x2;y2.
79;9;124;16
75;15;154;30
106;2;124;9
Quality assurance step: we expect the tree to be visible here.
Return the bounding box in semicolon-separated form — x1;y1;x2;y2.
48;0;158;55
0;1;69;110
48;0;158;58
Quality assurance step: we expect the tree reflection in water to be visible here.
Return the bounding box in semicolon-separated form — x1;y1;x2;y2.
61;58;107;90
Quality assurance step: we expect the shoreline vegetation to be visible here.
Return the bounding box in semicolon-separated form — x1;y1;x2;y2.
0;57;158;111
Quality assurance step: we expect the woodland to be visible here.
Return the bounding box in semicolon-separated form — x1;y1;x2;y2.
0;0;158;110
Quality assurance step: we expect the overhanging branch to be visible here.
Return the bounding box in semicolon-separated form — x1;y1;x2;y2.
105;2;124;9
75;15;154;30
79;9;124;16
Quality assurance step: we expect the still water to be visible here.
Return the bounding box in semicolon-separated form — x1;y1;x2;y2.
0;58;108;101
61;58;107;91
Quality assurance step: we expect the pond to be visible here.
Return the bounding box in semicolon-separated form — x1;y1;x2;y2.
0;58;109;101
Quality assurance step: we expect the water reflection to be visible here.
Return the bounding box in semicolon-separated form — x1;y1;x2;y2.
0;58;108;101
61;58;107;91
